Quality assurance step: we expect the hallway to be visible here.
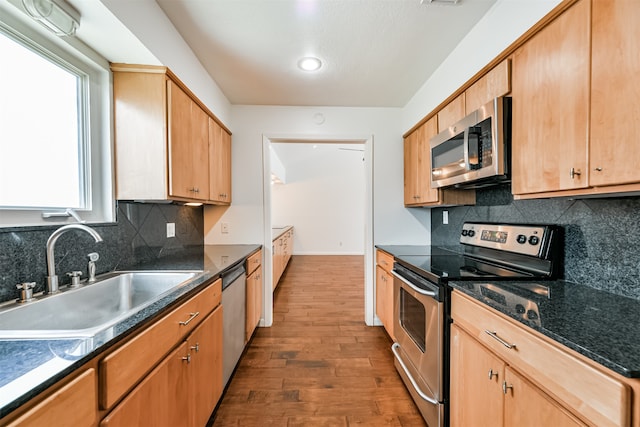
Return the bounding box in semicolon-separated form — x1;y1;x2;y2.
211;255;426;426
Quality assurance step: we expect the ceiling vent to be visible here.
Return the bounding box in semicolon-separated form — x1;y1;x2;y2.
421;0;460;5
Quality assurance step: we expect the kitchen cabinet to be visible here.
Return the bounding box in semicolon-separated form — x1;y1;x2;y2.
209;118;232;204
437;94;465;133
403;117;475;207
245;249;263;341
589;0;640;188
272;227;293;291
451;290;630;427
7;369;97;427
100;307;222;427
111;64;232;204
465;59;511;114
375;249;394;340
511;0;590;196
168;80;209;200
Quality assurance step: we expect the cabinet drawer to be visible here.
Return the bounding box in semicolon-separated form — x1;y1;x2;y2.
99;279;221;410
246;250;262;275
452;291;630;427
8;369;97;427
376;250;394;273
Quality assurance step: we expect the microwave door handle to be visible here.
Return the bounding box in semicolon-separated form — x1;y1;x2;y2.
467;128;481;169
463;128;470;171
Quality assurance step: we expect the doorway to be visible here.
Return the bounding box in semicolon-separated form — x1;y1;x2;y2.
261;135;374;327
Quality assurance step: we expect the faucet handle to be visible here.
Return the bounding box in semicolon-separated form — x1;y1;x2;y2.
67;271;83;287
88;252;99;262
16;282;36;303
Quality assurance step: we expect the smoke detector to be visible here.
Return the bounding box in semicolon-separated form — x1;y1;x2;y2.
421;0;460;5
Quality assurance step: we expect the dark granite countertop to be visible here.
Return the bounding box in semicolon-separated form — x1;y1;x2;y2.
272;225;293;241
450;280;640;378
0;244;260;419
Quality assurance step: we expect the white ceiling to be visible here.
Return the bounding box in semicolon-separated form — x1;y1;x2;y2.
155;0;498;107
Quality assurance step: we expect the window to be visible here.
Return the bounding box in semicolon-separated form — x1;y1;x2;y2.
0;2;114;227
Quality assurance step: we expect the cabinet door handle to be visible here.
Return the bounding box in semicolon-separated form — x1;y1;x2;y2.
182;354;191;364
484;330;516;349
488;369;498;380
502;381;513;395
594;167;603;172
570;168;581;179
179;311;200;326
190;343;200;353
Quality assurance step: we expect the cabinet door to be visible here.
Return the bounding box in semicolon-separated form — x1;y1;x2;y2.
465;59;511;113
168;81;208;200
450;325;504;427
504;367;586;427
375;265;387;328
384;267;394;340
246;266;262;341
101;343;190;427
590;0;640;187
437;93;465;133
511;0;590;195
188;307;223;427
209;118;232;204
404;117;439;206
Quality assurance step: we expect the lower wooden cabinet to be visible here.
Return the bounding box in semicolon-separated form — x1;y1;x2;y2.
7;369;97;427
272;227;293;290
451;290;630;427
450;325;584;427
246;265;262;342
101;307;223;427
375;250;394;340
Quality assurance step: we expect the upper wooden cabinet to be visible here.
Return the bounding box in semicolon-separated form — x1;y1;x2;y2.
112;64;231;204
589;0;640;188
208;118;232;204
404;117;475;207
512;0;640;198
465;59;511;114
511;0;590;196
437;94;465;133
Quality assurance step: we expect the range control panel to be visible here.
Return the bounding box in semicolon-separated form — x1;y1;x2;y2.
460;222;552;258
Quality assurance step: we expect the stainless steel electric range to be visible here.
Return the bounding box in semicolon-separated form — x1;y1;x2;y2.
390;222;562;427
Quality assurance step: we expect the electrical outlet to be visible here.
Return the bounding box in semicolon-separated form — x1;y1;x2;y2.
166;223;176;238
443;211;449;225
221;222;229;234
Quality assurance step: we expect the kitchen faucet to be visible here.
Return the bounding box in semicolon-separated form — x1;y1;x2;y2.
46;224;103;294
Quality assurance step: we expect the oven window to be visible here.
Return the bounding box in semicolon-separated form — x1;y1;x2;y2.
399;288;426;352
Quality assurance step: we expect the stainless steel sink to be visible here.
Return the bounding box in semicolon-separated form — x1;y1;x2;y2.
0;270;204;340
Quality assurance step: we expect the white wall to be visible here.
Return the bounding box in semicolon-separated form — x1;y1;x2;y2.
402;0;563;132
99;0;232;125
203;106;430;246
271;143;366;255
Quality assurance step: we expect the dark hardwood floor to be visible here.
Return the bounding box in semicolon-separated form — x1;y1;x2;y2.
211;255;426;426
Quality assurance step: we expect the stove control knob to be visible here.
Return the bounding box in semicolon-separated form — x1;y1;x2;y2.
528;236;540;245
516;235;527;244
461;230;468;236
515;304;525;314
467;230;475;237
526;309;539;320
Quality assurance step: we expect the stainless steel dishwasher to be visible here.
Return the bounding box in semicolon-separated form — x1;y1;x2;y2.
221;262;246;387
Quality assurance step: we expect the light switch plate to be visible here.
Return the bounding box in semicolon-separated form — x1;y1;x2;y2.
443;210;449;225
221;222;229;234
166;223;176;238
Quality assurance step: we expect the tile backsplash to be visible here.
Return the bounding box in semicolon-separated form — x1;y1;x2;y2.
431;185;640;300
0;202;204;304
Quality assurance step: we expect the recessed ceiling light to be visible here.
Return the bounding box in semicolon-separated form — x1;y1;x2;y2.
298;57;322;72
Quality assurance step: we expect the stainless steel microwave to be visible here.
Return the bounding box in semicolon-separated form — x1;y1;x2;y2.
430;97;511;189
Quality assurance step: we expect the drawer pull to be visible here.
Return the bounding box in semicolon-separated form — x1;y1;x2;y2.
391;343;439;406
190;343;199;353
485;330;516;349
179;311;200;326
488;369;498;380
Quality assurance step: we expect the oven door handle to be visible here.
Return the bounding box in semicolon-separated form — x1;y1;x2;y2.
391;271;437;297
391;342;440;406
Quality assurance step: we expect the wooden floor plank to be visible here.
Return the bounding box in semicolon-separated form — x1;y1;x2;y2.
210;255;426;427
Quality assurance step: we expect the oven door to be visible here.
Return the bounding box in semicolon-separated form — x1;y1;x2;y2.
391;267;444;427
